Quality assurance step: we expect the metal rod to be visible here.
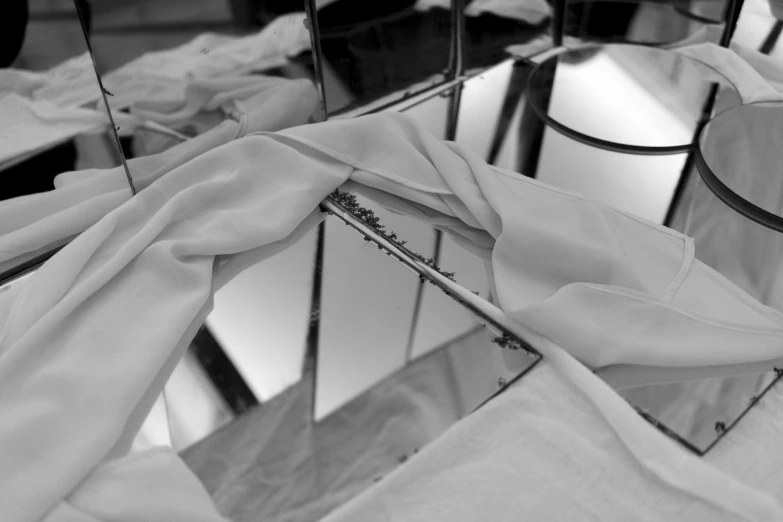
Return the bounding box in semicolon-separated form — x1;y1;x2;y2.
72;0;137;196
304;0;329;120
321;197;540;360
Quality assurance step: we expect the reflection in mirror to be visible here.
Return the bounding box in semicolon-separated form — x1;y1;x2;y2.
82;0;316;155
128;209;538;521
0;0;128;280
562;0;723;45
306;0;458;115
383;57;782;454
526;44;743;153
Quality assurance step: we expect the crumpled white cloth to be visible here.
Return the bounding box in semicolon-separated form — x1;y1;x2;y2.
3;112;783;521
0;76;318;276
0;92;135;166
0;14;311;113
128;75;317;130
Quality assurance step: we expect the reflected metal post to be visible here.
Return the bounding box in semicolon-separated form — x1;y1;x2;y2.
304;0;329;119
72;0;136;196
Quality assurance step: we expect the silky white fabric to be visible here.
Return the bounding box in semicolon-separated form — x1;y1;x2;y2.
0;92;137;166
3;113;783;520
0;76;317;275
676;42;783;104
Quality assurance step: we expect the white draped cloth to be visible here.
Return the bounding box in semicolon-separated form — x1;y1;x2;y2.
0;76;318;276
3;110;783;520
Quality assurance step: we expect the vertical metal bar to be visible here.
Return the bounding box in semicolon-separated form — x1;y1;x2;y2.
304;0;329;119
487;62;528;167
759;20;783;55
304;219;326;420
447;0;466;80
552;0;567;47
190;325;259;415
72;0;137;196
719;0;744;47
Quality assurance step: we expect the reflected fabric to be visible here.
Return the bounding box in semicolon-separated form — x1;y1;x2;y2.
0;76;318;276
181;329;498;522
2;112;783;520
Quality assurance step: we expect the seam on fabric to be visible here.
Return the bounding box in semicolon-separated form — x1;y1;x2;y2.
490;166;687;240
661;236;695;303
256;133;452;195
572;282;783;335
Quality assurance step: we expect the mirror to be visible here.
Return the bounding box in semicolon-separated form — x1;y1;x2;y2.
562;0;724;45
306;0;458;116
526;44;742;153
0;0;127;279
4;0;782;493
363;42;781;452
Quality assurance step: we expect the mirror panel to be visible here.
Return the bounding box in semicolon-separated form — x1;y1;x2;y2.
379;38;782;453
152;212;539;521
0;0;132;280
309;0;456;115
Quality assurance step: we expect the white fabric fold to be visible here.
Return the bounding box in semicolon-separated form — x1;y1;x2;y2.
42;448;229;522
0;77;317;275
3;113;783;520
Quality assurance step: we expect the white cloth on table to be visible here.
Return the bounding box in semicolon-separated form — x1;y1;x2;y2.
2;112;783;521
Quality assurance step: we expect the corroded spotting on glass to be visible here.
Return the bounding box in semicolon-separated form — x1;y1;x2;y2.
315;201;539;419
527;44;743;154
